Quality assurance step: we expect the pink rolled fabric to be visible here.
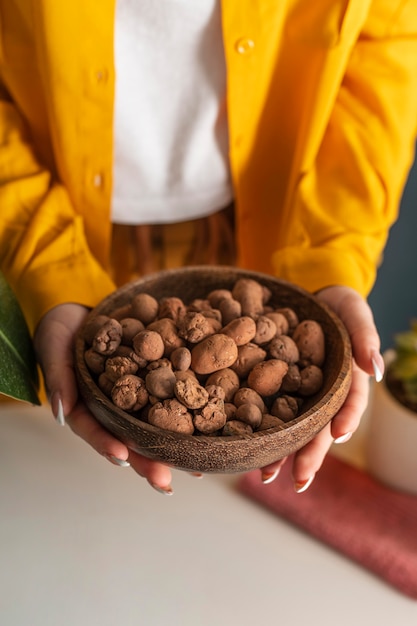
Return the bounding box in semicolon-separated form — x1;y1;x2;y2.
237;454;417;599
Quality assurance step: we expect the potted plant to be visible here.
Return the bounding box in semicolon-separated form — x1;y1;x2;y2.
384;321;417;413
366;320;417;494
0;271;41;405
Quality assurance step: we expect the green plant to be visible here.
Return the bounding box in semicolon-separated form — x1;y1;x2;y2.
386;319;417;413
0;271;41;405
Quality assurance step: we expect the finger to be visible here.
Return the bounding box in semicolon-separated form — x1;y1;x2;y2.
65;401;174;493
68;402;173;490
317;287;384;381
291;366;370;489
259;365;370;489
34;304;89;417
129;454;173;495
36;305;131;465
66;400;131;463
338;296;381;377
291;424;334;492
330;364;370;441
259;457;288;484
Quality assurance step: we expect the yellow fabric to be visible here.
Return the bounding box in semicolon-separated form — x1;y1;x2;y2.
1;0;417;334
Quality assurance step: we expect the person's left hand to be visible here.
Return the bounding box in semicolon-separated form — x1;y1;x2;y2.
259;285;384;492
34;303;175;495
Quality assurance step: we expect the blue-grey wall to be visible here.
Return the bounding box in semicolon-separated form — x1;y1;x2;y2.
368;152;417;351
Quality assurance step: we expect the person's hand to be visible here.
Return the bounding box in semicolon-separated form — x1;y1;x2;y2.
33;304;174;494
259;285;384;492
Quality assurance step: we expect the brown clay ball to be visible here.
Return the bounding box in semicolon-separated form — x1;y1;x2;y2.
222;420;253;436
111;374;149;411
131;293;159;325
247;359;289;397
92;319;123;355
193;398;227;434
191;334;238;375
235;403;263;428
148;399;194;435
132;329;165;362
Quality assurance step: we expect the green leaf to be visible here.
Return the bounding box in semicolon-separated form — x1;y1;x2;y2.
390;354;417;380
394;330;417;354
0;272;41;404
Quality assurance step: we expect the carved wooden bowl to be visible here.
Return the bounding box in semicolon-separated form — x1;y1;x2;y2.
74;267;352;474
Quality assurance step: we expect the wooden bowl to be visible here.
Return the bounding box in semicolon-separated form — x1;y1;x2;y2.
75;267;352;474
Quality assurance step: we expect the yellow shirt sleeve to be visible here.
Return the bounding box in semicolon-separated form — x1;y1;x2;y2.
271;2;417;297
0;87;115;334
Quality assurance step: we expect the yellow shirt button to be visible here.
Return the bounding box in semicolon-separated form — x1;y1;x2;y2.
96;68;109;83
93;173;104;188
235;38;255;54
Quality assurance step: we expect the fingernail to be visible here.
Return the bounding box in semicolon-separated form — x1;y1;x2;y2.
190;472;204;479
333;432;352;444
294;475;315;493
149;482;173;496
103;453;130;468
52;395;66;426
371;351;384;383
261;468;281;484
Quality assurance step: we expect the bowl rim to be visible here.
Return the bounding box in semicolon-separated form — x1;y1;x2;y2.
75;266;352;447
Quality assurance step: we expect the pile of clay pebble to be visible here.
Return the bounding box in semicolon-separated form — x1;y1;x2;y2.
82;277;325;437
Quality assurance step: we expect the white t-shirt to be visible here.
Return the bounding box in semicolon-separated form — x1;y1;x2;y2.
111;0;233;225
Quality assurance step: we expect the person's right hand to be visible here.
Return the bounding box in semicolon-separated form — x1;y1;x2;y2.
33;303;175;494
259;285;383;491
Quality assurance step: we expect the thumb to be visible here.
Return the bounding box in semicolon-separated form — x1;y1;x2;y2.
34;304;89;421
316;286;384;381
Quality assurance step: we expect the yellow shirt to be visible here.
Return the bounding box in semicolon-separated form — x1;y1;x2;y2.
1;0;417;333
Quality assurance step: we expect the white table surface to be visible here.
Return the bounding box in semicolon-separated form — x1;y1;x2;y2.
1;401;416;626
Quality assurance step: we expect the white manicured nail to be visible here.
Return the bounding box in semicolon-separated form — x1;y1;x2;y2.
261;468;281;484
294;475;315;493
104;454;130;468
371;353;384;383
149;482;173;496
334;432;352;444
56;398;66;426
